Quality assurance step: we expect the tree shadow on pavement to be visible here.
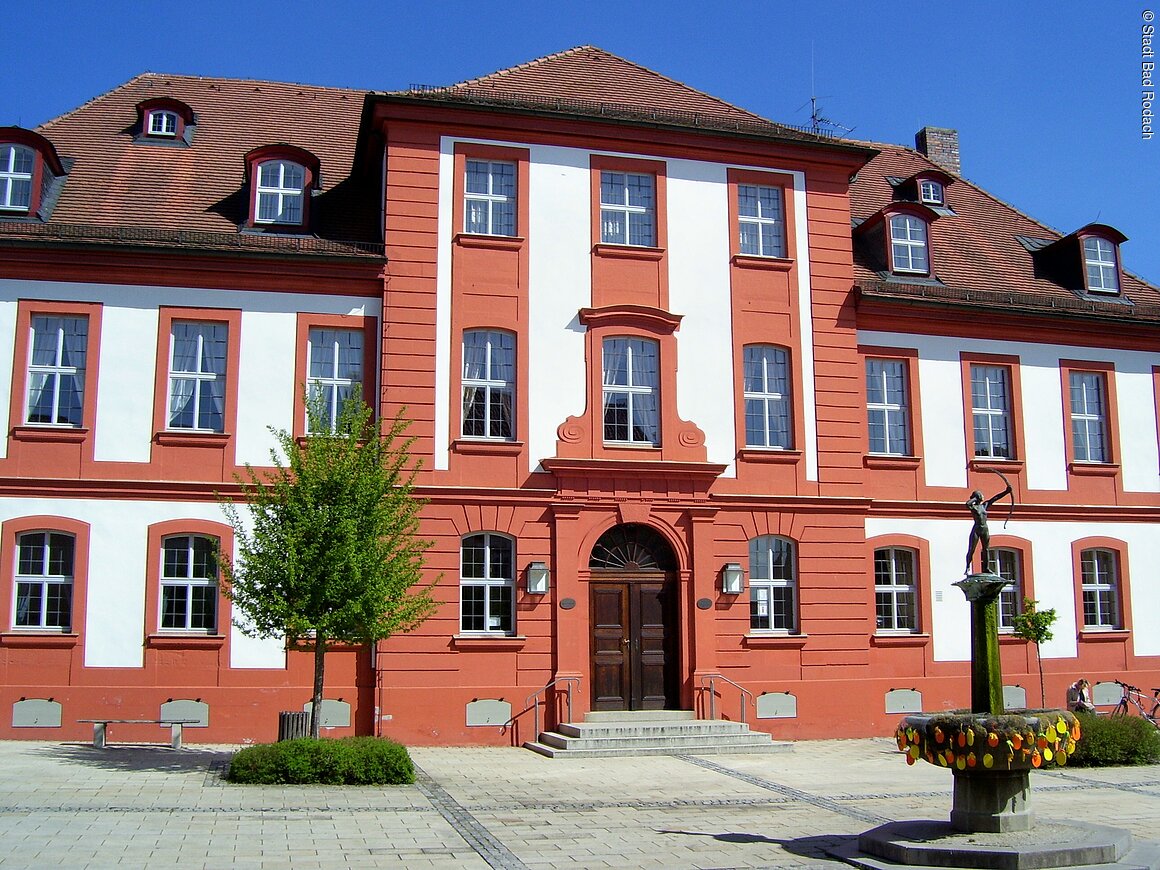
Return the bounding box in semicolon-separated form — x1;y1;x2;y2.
37;742;236;776
658;828;859;859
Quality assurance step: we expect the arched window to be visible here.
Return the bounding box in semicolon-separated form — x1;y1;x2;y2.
875;547;917;632
160;534;218;632
889;214;929;274
0;144;34;212
462;330;514;439
256;160;306;225
14;531;74;630
749;535;797;632
743;345;791;449
460;533;514;634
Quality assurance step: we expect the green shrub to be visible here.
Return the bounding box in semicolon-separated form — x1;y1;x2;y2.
226;736;415;785
1068;713;1160;767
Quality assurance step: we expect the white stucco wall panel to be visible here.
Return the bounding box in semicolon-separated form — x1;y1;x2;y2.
866;516;1160;661
0;298;18;460
235;311;296;467
859;330;1160;494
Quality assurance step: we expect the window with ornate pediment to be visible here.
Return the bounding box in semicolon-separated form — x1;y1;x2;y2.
243;145;320;230
0;127;65;218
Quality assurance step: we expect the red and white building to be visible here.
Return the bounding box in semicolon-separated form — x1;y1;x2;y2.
0;48;1157;745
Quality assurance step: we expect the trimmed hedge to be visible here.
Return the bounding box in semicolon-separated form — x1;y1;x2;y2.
1068;713;1160;767
227;736;415;785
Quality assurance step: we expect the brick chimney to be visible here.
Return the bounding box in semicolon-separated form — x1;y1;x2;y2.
915;126;960;175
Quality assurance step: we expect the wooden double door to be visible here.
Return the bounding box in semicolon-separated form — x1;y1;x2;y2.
590;575;679;711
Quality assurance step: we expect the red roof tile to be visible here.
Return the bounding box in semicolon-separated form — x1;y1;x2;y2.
850;143;1160;313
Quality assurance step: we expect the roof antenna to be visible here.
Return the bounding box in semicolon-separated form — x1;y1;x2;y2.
799;43;854;137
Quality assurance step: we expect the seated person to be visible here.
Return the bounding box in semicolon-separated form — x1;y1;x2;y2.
1067;678;1095;713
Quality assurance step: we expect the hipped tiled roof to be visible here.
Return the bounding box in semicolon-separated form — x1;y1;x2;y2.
850;144;1160;318
392;46;859;149
10;73;381;253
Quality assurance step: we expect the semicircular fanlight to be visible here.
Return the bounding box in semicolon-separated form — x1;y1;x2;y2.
589;524;676;571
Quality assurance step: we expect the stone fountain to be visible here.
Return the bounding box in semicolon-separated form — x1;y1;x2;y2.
836;476;1160;869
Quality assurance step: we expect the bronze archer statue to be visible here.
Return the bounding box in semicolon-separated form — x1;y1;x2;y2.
964;472;1013;575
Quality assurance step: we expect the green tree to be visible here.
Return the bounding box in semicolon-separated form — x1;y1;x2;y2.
219;396;435;738
1011;597;1057;708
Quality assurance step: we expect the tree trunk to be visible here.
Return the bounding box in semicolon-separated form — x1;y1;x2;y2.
311;635;326;739
1035;643;1046;708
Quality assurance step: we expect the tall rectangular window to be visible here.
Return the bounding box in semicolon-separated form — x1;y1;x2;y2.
1083;237;1119;293
462;330;514;439
989;548;1022;631
889;214;929;274
743;345;791;448
14;532;73;630
1069;371;1108;463
603;337;659;445
256;160;305;225
875;548;917;632
464;160;516;236
460;533;514;634
866;358;910;455
1081;549;1120;629
737;185;786;257
749;536;797;632
0;144;34;212
26;315;88;426
306;328;362;434
168;321;228;432
160;535;218;632
600;171;655;246
971;364;1012;458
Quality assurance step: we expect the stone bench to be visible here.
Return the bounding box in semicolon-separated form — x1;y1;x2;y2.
78;719;199;750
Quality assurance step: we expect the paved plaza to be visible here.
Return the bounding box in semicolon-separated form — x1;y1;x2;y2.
0;738;1157;868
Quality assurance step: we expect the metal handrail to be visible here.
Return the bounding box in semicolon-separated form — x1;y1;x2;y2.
525;676;580;739
699;673;755;725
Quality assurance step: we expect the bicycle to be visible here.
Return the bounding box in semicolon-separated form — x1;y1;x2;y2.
1110;680;1160;729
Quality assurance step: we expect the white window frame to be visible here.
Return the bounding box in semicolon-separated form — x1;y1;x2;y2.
1080;548;1121;630
990;548;1022;631
970;364;1012;459
749;535;798;633
461;329;515;440
147;110;179;138
463;160;515;236
160;534;218;633
875;547;918;633
459;533;515;634
306;327;362;434
1069;371;1108;463
0;143;34;212
602;337;659;445
255;159;305;225
1083;237;1119;294
866;358;910;455
26;314;88;427
13;531;73;631
737;184;786;257
889;214;929;274
919;179;944;205
167;321;227;432
600;171;656;247
743;345;791;449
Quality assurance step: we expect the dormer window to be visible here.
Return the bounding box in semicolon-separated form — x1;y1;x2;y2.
919;179;944;206
0;128;66;219
889;214;929;274
243;145;320;231
148;110;179;138
0;144;34;211
1083;236;1119;294
256;160;305;224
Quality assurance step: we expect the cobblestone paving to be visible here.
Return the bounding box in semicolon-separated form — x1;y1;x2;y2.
0;739;1155;868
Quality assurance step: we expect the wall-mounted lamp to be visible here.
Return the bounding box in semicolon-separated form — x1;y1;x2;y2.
526;561;550;594
721;562;745;595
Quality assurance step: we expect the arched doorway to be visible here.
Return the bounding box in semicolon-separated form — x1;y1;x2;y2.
588;524;680;711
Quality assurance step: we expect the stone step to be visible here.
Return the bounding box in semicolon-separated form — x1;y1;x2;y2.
558;720;752;738
523;738;792;759
582;710;697;723
540;730;774;752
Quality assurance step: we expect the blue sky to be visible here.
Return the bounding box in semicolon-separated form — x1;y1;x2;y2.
5;0;1157;283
